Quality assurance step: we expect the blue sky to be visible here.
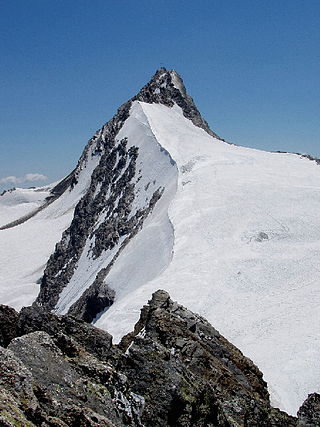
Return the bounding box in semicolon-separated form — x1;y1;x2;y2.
1;0;319;190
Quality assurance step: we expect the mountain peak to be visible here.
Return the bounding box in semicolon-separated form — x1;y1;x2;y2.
144;67;186;96
132;68;220;138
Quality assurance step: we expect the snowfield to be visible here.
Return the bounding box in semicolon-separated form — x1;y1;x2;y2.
0;99;319;415
96;101;320;415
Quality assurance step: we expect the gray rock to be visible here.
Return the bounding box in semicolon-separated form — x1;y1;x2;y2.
0;304;18;347
297;393;320;426
17;305;114;360
118;290;297;426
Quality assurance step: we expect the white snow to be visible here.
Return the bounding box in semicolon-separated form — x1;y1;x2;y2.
95;101;320;415
170;70;185;95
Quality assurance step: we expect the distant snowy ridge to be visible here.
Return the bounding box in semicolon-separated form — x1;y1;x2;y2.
0;186;52;228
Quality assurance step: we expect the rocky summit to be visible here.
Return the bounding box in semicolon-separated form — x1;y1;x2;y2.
0;291;319;426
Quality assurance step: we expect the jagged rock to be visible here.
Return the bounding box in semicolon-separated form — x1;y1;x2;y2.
4;330;144;426
133;68;220;138
0;291;316;426
67;281;116;323
299;153;320;165
0;305;18;347
17;305;114;360
297;393;320;426
118;290;297;426
7;332;121;425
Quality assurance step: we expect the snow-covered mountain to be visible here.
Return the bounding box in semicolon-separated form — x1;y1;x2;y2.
0;68;319;415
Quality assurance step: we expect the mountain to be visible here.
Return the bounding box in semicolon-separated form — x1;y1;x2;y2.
0;68;320;416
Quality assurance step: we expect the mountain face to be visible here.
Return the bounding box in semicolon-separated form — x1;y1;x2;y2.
0;68;320;416
1;291;319;426
36;67;218;318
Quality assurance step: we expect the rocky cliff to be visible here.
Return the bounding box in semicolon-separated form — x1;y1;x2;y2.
0;291;318;426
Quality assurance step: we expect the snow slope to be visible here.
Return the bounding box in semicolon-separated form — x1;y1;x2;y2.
95;101;320;415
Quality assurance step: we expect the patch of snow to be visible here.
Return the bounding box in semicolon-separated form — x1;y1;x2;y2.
170;70;185;95
125;341;134;355
93;182;103;198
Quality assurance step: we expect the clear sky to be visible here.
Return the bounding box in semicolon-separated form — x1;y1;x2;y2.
1;0;319;191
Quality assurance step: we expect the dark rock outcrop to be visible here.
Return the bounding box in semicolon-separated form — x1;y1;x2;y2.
1;291;318;426
297;393;320;426
118;290;296;426
0;305;18;347
67;280;116;324
0;346;40;427
299;153;320;165
17;305;114;361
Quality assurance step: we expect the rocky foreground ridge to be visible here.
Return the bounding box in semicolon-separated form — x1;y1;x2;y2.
0;291;319;427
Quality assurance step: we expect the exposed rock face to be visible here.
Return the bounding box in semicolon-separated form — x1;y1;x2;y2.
0;346;39;427
1;291;318;426
297;393;320;426
17;305;114;361
7;331;131;426
118;290;296;426
299;153;320;165
67;280;116;324
37;138;144;313
0;305;18;347
35;68;211;321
